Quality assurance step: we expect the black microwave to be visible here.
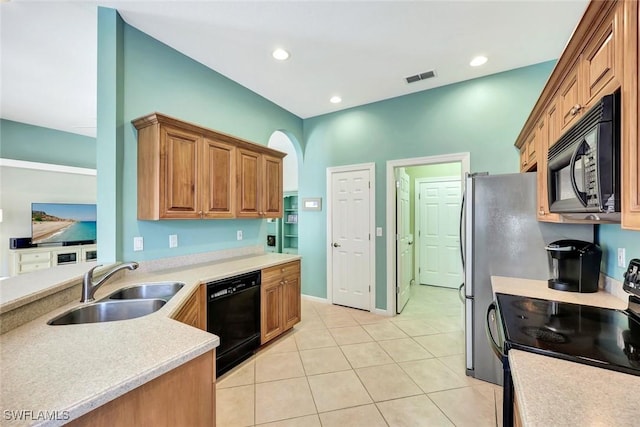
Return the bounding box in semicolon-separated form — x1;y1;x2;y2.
547;91;620;221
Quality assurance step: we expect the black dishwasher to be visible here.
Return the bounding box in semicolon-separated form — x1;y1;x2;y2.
207;270;261;377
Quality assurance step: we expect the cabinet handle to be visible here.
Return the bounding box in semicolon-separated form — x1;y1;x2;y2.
199;211;203;218
539;209;545;216
570;104;583;116
280;280;284;285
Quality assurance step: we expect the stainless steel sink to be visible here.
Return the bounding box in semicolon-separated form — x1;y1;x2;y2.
48;299;166;326
105;282;185;301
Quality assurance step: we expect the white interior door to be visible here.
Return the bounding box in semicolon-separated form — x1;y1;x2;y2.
418;179;462;288
330;168;371;310
396;168;413;313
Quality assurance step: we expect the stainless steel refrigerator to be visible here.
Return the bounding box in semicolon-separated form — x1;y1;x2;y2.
462;172;593;385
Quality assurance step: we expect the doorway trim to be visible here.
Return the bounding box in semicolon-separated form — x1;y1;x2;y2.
326;162;376;311
385;153;470;316
414;176;462;286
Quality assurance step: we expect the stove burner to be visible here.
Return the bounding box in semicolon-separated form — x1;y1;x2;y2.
512;299;550;315
521;326;568;344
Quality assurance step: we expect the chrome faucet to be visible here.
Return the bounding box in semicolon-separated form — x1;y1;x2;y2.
81;262;139;302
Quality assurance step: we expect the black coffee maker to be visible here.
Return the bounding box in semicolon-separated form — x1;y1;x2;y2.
545;239;602;293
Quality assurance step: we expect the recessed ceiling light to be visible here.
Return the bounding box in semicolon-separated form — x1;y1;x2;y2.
330;96;342;104
272;48;290;61
470;56;488;67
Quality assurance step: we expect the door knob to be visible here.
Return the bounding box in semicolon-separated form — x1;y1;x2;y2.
333;243;341;247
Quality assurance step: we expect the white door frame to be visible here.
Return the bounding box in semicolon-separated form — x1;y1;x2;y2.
414;176;462;285
385;153;470;316
326;163;376;311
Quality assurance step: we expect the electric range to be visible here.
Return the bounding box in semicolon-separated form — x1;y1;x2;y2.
494;293;640;376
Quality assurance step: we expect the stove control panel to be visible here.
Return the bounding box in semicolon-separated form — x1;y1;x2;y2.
623;258;640;296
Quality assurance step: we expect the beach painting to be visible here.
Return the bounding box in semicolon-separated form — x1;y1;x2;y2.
31;203;97;244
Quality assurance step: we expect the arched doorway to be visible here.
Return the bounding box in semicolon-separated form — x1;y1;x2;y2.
266;131;302;254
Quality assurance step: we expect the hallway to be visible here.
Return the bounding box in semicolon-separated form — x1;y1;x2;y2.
216;284;502;426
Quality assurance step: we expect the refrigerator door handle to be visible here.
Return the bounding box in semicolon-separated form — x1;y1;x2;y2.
485;302;505;359
459;192;466;271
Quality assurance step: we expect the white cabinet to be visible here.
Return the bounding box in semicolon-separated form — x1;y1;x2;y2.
9;244;97;276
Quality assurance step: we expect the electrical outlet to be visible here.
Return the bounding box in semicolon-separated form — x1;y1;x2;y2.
376;227;383;237
169;234;178;248
237;230;243;241
133;236;144;252
617;248;626;268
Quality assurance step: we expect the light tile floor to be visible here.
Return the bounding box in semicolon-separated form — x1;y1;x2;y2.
216;284;503;426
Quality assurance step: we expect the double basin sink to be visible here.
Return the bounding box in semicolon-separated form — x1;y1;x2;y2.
48;282;185;326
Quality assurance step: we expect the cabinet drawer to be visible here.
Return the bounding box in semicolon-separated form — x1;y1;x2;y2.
19;252;51;263
262;261;300;282
19;262;51;273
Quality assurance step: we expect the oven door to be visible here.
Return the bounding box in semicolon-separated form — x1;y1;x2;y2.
486;301;515;427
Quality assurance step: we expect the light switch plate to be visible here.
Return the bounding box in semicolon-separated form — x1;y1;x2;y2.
237;230;243;240
133;236;144;251
618;248;626;268
169;234;178;248
376;227;383;237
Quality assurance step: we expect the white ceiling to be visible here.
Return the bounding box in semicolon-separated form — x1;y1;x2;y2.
1;0;589;138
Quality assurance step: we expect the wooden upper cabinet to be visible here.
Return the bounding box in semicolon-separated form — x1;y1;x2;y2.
583;6;622;107
133;113;285;220
537;109;562;223
202;138;236;218
558;65;583;132
237;149;283;219
263;155;284;217
514;0;638;229
519;129;537;172
622;0;640;229
161;126;201;219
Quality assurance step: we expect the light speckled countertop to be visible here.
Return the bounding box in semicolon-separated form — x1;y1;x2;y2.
492;276;639;426
0;253;300;426
509;349;640;426
491;275;628;309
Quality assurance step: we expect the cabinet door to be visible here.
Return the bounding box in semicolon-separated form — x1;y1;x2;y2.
583;6;622;106
282;272;301;331
201;138;236;218
237;148;262;218
261;278;283;344
558;66;583;132
538;103;563;223
160;126;201;219
263;155;283;218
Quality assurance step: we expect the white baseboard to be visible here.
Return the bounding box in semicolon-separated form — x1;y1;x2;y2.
301;294;328;304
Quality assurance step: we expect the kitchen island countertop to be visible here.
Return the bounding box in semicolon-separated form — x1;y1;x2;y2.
0;252;300;426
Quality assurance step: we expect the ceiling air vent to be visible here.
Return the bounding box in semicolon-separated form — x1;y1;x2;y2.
405;70;436;84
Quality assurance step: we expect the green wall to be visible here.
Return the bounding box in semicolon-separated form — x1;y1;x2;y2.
0;119;95;168
598;225;640;281
300;62;555;308
97;8;303;263
405;163;462;273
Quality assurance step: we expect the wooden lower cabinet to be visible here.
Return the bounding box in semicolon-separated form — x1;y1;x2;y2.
68;350;216;427
261;260;301;345
172;285;206;330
